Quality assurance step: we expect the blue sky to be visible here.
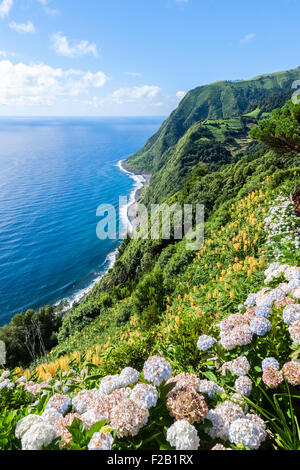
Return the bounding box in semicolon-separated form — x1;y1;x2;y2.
0;0;299;116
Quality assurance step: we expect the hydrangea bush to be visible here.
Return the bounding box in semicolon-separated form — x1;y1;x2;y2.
0;191;299;451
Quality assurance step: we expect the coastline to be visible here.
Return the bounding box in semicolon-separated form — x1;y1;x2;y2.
57;158;151;314
117;159;151;231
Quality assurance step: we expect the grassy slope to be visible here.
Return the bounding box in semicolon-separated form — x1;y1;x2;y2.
141;117;253;205
47;155;300;369
32;166;300;379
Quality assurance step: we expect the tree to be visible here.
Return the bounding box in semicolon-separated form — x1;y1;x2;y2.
0;306;62;368
133;268;165;328
250;101;300;154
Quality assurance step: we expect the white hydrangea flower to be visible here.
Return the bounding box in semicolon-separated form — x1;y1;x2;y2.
282;305;300;325
245;414;267;442
42;408;62;426
0;370;10;381
21;422;57;450
230;356;250;376
16;376;27;384
250;317;271;336
45;393;71;415
166;420;200;450
284;266;300;282
110;398;149;438
255;305;271;318
72;389;99;414
205;409;228;440
198;380;224;399
211;443;232;450
88;432;114;450
143;356;172;386
289;320;300;344
262;357;280;371
99;370;140;395
235;376;252;397
264;262;281;278
119;367;140;385
15;414;45;439
0;379;14;390
197;335;217;351
205;401;245;441
244;293;257;307
291;288;300;300
256;295;274;309
99;375;123;395
287;279;300;292
229;418;265;449
130;383;158;409
81;409;103;427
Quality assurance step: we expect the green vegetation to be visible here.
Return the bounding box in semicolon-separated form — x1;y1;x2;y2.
251;100;300;154
0;306;61;368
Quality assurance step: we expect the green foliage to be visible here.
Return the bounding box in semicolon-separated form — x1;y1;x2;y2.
245;90;292;116
250;100;300;154
57;293;113;342
66;418;107;450
133;268;165;328
0;409;25;450
0;306;62;368
0;387;34;411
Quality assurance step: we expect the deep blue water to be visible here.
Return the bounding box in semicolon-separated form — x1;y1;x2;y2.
0;116;163;326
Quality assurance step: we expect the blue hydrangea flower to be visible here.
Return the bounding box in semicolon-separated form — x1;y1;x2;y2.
249;317;271;336
197;335;217;352
262;357;280;372
255;306;271;318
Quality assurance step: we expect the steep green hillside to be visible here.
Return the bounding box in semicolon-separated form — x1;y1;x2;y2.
141;116;253;205
126;68;300;173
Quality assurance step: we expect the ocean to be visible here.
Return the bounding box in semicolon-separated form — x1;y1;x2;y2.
0;116;163;326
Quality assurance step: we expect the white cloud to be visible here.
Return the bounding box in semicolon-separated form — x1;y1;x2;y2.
9;21;35;34
85;86;184;114
38;0;59;16
0;60;108;106
0;50;16;58
240;33;256;44
0;0;13;18
176;90;186;101
111;85;162;104
52;32;98;58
